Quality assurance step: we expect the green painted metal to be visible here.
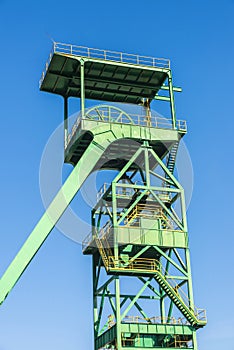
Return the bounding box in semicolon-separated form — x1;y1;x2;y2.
64;96;68;147
168;71;176;129
80;59;85;118
40;42;171;105
0;125;123;306
87;137;206;348
0;43;206;350
154;95;171;102
161;85;182;92
71;42;204;348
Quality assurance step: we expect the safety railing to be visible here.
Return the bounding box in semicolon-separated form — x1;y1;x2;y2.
195;308;207;322
177;119;187;131
157;263;207;323
82;230;93;252
111;256;206;323
97;182;111;202
82;222;112;252
99;250;206;323
40;42;170;86
97;182;139;202
124;203;174;229
96;183;171;206
82;224;186;252
108;256;161;272
83;108;178;128
55;42;170;67
65;111;187;149
82;228;206;323
157;192;171;202
99;221;112;239
115;187;138;198
122;315;189;325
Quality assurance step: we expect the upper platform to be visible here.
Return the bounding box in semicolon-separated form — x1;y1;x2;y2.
40;42;170;104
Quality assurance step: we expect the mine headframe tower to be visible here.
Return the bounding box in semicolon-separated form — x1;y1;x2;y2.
0;42;206;350
40;42;207;349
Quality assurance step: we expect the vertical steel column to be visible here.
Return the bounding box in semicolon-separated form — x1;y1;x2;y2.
180;188;195;313
115;277;122;350
64;97;68;148
80;60;85;118
160;286;165;320
112;182;119;263
143;142;150;187
179;188;188;234
93;257;98;350
185;248;195;310
91;209;96;241
193;330;198;350
168;72;176;129
143;98;151;127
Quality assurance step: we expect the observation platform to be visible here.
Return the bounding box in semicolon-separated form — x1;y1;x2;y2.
40;42;170;103
83;226;188;257
64;105;187;166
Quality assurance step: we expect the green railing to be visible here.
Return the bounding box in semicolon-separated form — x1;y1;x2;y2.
82;224;186;253
40;41;170;86
65;107;187;149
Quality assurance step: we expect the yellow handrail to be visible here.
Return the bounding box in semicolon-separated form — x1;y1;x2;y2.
104;255;206;323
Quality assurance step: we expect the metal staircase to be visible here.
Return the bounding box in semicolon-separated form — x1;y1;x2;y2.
163;142;179;187
95;235;113;271
94;234;206;329
0;40;206;350
154;269;206;329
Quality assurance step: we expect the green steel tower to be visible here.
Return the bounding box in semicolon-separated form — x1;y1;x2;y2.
0;42;206;349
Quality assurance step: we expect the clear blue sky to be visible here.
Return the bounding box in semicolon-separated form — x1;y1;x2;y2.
0;0;233;349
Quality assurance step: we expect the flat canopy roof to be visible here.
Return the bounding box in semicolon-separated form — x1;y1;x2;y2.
40;43;170;104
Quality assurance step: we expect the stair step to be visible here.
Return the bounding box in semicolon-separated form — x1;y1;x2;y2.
97;242;202;328
155;273;202;327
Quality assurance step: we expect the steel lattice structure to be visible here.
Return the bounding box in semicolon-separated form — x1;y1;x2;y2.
0;42;206;349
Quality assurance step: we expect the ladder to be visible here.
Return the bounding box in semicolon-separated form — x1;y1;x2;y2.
95;235;113;271
154;269;206;328
163;142;179;188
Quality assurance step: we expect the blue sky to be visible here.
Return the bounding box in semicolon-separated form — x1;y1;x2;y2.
0;0;233;349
